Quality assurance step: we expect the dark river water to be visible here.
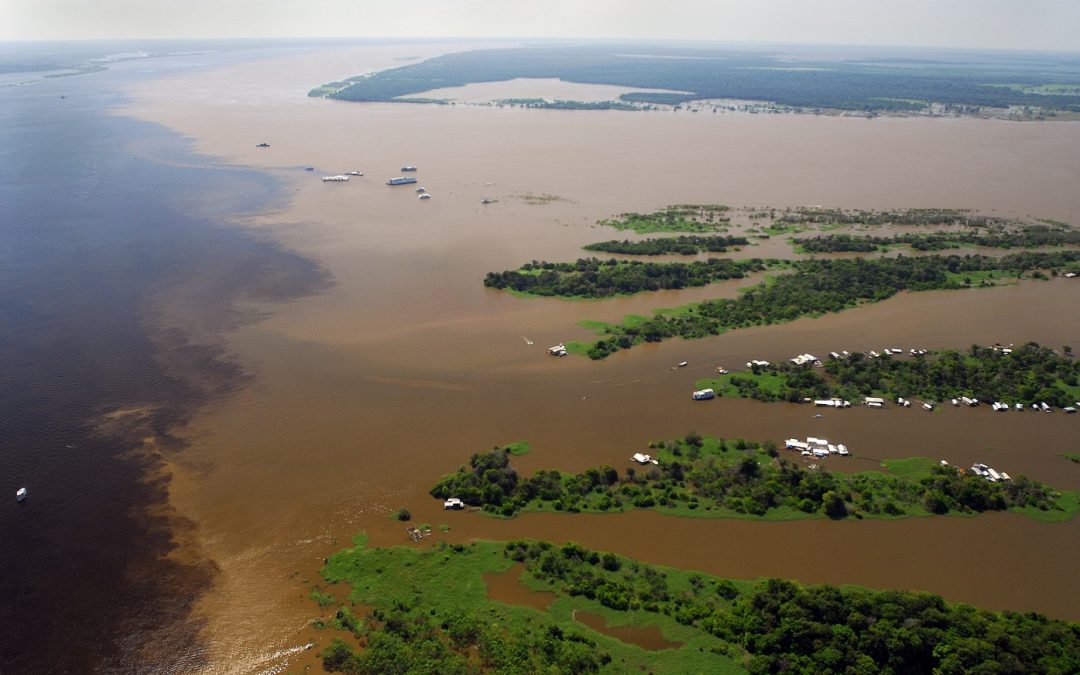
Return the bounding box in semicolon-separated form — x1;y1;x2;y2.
0;44;326;673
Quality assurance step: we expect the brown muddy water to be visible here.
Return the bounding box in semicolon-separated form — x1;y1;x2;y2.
572;610;682;651
107;44;1080;671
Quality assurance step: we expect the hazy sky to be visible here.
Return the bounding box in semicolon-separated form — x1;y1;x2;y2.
3;0;1079;51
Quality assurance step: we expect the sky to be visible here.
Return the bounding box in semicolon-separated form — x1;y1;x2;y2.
3;0;1079;52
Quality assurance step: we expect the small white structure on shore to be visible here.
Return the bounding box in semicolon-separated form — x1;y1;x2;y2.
746;359;770;368
789;353;819;366
631;453;659;465
548;344;568;357
443;497;465;510
864;397;885;408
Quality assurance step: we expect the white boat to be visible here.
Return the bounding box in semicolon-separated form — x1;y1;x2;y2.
677;361;688;367
443;497;464;510
692;388;715;401
16;487;27;502
419;193;432;200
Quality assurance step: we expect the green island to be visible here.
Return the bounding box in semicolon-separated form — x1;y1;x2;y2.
697;343;1080;408
574;252;1080;359
597;205;731;234
793;226;1080;253
315;537;1080;674
583;234;750;256
483;257;770;298
760;207;1031;229
428;435;1079;522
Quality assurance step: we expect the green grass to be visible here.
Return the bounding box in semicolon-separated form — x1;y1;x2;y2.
695;372;788;399
1012;491;1080;523
880;456;940;482
320;539;744;673
502;441;532;456
944;270;1017;287
1061;453;1080;464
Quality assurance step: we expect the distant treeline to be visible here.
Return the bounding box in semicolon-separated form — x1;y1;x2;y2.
584;235;750;256
705;342;1080;408
582;252;1080;359
795;227;1080;252
483;257;769;298
495;98;639;110
313;45;1080;112
430;436;1072;520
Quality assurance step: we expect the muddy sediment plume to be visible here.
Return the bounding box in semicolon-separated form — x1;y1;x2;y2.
0;61;327;671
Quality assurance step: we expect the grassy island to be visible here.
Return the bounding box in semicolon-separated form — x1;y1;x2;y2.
429;436;1079;522
576;252;1080;359
597;205;731;234
483;257;772;298
583;234;750;256
696;343;1080;408
316;537;1080;674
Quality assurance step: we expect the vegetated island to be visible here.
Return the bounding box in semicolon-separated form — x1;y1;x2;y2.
429;435;1079;522
793;226;1080;253
314;537;1080;674
483;257;774;298
756;206;1048;230
583;234;751;256
597;205;732;234
308;44;1080;118
574;252;1080;359
698;343;1080;408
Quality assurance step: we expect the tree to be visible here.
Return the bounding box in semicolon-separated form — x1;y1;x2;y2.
822;491;847;519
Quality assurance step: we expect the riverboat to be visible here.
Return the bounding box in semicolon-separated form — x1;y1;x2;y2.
387;176;418;186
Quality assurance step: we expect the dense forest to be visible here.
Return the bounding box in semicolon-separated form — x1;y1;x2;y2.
794;226;1080;252
429;437;1073;521
583;234;750;255
483;257;770;297
702;343;1080;407
581;252;1080;359
312;45;1080;113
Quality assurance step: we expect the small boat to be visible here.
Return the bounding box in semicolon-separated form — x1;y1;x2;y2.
677;361;688;368
401;165;418;172
16;487;27;502
419;193;431;200
255;142;270;148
